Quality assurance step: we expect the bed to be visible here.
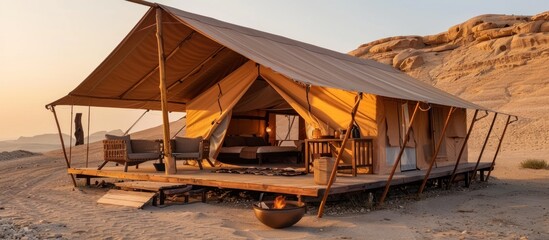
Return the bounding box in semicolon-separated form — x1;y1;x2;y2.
217;136;301;165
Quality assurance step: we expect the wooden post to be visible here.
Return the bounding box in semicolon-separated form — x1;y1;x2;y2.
378;102;421;205
317;93;362;218
418;107;455;195
86;106;91;168
49;106;77;187
155;8;176;174
485;115;513;181
447;109;479;188
471;113;498;181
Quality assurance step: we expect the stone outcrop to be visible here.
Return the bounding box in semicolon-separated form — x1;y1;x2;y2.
350;11;549;152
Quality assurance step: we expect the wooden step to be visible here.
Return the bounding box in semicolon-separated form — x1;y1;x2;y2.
97;189;156;208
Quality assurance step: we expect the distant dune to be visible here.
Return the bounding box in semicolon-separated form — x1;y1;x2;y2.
0;129;124;153
350;11;549;152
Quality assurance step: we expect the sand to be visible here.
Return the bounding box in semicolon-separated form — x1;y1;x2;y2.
0;145;547;239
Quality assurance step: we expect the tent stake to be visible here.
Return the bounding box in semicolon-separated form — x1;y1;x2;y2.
317;93;362;218
156;7;176;174
50;106;77;187
471;113;498;181
418;107;455;195
485;115;516;181
447;109;480;189
378;102;421;205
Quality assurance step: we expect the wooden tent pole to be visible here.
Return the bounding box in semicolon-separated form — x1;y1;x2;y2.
86;106;91;168
485;115;515;181
49;106;77;187
378;102;421;205
471;112;498;181
156;7;176;174
447;109;479;189
418;107;455;195
317;92;362;218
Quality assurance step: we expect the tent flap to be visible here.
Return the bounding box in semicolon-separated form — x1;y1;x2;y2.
186;61;258;138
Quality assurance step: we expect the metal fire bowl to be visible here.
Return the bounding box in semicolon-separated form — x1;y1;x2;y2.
253;201;306;229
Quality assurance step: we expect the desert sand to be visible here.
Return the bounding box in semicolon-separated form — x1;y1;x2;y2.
0;146;547;239
1;11;549;240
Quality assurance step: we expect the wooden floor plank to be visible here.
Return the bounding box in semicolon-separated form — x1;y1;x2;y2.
72;162;493;198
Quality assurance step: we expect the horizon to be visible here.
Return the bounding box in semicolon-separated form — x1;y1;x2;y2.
1;0;548;141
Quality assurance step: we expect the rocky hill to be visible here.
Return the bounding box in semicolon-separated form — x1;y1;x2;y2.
350;11;549;152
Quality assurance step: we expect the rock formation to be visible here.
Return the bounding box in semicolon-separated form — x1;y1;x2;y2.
350;11;549;152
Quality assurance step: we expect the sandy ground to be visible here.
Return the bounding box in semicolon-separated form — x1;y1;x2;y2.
0;147;547;240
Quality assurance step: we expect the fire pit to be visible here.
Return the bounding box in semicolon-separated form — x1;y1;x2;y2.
253;196;306;229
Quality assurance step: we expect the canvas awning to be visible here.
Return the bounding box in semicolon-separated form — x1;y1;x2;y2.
48;4;488;112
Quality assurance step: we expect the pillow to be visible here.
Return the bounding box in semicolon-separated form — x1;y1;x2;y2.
245;137;268;146
224;136;246;147
174;137;202;153
105;134;132;153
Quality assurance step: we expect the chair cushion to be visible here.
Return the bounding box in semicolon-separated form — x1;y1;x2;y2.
105;134;132;153
174;137;202;153
173;152;200;159
128;152;159;160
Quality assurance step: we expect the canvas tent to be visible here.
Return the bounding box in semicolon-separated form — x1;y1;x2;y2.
48;4;497;175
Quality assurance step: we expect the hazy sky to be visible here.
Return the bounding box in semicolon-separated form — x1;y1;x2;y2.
1;0;547;140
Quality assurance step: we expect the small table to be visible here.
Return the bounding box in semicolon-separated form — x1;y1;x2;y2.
304;138;374;176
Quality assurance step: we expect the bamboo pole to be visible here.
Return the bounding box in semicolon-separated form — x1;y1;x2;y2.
471;113;498;181
485;115;514;181
86;106;91;168
317;93;362;218
447;109;479;188
50;106;77;187
69;106;73;164
378;102;421;205
418;107;455;195
156;8;176;174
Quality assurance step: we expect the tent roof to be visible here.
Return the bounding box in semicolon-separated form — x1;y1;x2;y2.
48;4;487;112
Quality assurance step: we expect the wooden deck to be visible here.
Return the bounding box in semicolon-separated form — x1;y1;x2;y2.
69;162;493;197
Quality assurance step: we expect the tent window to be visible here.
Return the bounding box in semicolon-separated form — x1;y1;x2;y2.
275;114;299;146
430;106;448;160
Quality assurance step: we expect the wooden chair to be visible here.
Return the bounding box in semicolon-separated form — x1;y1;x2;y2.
99;135;161;172
171;137;212;170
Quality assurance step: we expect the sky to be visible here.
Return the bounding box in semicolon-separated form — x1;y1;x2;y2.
0;0;548;141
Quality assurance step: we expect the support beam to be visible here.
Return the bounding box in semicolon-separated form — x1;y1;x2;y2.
317;93;362;218
378;102;421;205
49;106;77;187
156;8;176;174
126;0;156;7
447;109;479;188
166;46;226;92
120;32;195;99
418;107;455;195
123;110;150;136
471;113;498;181
485;115;516;181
